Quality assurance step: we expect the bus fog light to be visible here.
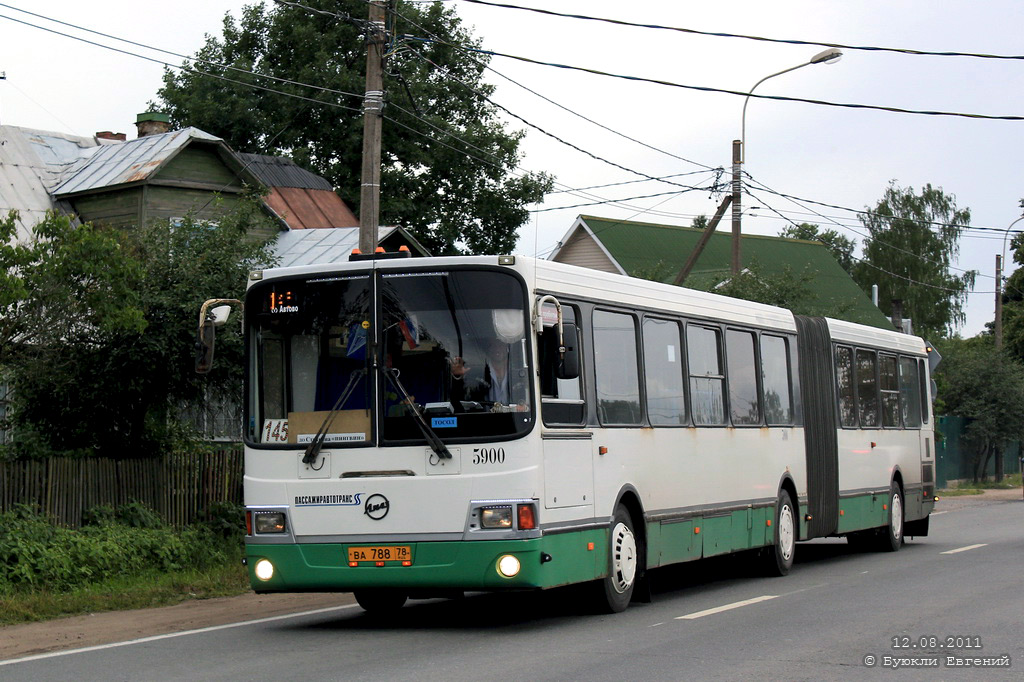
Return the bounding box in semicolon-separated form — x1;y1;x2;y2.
254;559;275;581
497;554;521;578
481;507;513;529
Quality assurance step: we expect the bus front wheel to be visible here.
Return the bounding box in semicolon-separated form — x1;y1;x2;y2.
598;505;639;613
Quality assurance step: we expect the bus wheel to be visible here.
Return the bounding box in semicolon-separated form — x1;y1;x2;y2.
763;490;796;576
354;589;407;614
599;506;638;613
877;482;904;552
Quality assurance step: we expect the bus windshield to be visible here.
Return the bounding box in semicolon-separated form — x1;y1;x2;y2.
246;268;533;446
380;269;533;443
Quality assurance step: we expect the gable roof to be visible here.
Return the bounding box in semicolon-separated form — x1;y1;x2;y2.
0;125;114;239
272;226;430;267
551;214;892;329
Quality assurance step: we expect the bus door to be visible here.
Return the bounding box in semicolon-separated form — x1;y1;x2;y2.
538;302;593;509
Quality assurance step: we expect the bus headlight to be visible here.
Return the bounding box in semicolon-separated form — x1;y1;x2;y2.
254;559;275;581
480;506;513;529
497;554;521;578
254;511;287;534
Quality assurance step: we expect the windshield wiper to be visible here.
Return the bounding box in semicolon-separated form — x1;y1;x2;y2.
384;367;452;460
302;370;364;465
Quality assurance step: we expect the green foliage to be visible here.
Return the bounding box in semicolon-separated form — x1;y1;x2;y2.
852;181;976;339
1001;228;1024;363
779;222;856;273
0;506;235;594
4;197;275;458
936;338;1024;481
200;501;246;541
155;0;552;255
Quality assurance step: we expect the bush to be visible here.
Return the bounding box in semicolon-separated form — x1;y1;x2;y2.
0;505;237;594
200;501;245;542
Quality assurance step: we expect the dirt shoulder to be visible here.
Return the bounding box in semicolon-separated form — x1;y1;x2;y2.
2;488;1019;663
0;592;355;662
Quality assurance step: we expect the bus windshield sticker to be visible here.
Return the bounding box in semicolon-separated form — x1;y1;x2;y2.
296;432;366;444
431;417;458;429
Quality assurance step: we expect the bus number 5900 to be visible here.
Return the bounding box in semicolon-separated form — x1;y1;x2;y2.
472;448;505;464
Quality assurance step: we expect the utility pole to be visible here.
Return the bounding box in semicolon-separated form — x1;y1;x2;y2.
358;1;387;255
731;139;742;274
995;253;1003;350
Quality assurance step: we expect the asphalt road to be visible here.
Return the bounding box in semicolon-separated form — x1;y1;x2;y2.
4;496;1022;681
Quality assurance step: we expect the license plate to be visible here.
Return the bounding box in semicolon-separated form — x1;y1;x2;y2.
347;545;412;563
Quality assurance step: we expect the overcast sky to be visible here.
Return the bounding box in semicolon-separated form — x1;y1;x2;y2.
2;0;1022;338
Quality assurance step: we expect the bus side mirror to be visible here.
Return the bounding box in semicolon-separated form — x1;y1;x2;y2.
195;321;216;374
195;304;234;375
557;323;580;380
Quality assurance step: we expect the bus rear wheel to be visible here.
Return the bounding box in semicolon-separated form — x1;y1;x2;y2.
762;490;795;576
878;482;904;552
354;589;408;614
598;506;639;613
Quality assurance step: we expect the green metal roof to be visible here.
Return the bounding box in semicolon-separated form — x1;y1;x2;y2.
572;215;892;329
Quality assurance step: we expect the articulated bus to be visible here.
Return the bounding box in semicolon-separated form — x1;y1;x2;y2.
198;254;935;614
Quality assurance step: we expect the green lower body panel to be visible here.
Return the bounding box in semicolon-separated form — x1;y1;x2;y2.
247;530;606;593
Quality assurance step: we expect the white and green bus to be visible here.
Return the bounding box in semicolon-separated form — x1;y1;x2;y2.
199;253;935;614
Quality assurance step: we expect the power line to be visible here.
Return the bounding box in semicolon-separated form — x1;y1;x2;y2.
411;36;1024;122
458;0;1024;62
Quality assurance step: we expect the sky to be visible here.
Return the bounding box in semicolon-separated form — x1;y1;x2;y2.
1;0;1022;338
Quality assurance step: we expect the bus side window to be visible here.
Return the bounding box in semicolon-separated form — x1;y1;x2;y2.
835;346;856;427
593;310;642;425
761;334;793;425
856;349;879;427
880;354;900;428
899;356;922;428
687;325;726;426
540;306;585;426
726;329;761;425
643;317;687;426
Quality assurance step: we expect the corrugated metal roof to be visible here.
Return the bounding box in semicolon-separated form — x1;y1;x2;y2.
263;186;359;229
554;215;892;329
236;153;333;190
273;226;398;267
51;127;222;197
0;125;108;241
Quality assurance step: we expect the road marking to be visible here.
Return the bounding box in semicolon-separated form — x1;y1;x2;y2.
0;603;361;667
941;543;987;555
675;594;777;620
931;511;948;516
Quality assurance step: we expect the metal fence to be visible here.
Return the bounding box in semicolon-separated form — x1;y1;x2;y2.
936;415;1022;487
0;447;243;527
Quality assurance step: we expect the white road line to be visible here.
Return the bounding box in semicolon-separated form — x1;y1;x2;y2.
0;603;360;667
941;543;988;555
931;511;949;516
675;595;777;620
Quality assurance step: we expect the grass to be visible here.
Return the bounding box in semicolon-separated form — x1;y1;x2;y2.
0;561;250;626
939;473;1023;496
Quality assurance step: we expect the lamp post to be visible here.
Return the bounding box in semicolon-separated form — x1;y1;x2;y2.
995;214;1024;350
731;48;843;274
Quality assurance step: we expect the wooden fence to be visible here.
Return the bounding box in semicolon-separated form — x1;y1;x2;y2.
0;448;243;527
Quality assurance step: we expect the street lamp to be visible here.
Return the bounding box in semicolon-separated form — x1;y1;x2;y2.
731;48;843;274
995;214;1024;349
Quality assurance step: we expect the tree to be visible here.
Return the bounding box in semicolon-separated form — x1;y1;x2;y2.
155;0;552;255
1000;223;1024;363
852;182;976;340
937;338;1024;481
687;258;819;313
779;222;856;273
3;197;275;458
